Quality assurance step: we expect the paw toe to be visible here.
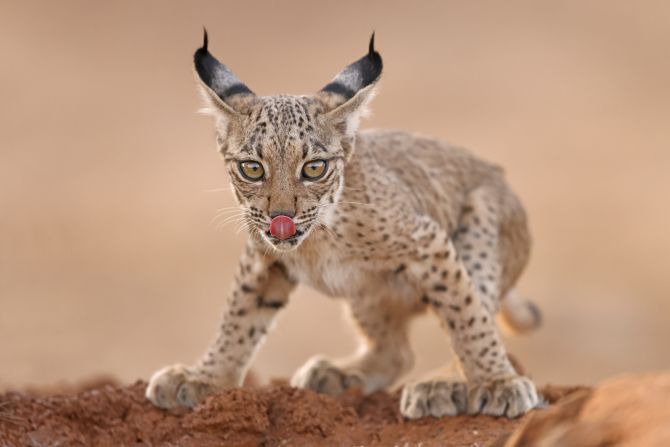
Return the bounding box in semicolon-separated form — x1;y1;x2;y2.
468;376;539;418
291;357;363;395
400;381;468;419
176;380;212;408
146;364;215;409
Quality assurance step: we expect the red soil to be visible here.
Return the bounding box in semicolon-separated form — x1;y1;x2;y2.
0;379;581;447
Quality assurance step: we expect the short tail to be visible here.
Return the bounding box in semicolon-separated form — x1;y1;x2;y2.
497;289;542;335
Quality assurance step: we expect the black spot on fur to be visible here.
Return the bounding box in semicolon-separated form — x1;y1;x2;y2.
256;295;285;309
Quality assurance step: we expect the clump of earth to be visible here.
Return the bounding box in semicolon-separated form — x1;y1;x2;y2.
1;373;668;446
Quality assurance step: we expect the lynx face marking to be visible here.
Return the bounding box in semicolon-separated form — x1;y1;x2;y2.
221;96;348;251
193;30;381;252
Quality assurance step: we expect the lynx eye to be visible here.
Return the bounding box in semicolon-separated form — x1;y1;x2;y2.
302;159;328;180
238;161;264;181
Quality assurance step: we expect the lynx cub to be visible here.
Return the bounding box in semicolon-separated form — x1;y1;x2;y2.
146;32;541;419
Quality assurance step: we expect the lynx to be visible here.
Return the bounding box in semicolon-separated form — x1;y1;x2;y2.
146;31;541;419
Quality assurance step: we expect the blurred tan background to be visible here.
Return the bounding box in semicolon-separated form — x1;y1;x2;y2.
1;0;669;390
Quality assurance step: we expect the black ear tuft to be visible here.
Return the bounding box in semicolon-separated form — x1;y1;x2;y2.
194;30;254;108
202;27;209;52
320;33;383;101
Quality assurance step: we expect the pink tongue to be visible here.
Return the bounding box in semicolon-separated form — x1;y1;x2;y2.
269;215;296;240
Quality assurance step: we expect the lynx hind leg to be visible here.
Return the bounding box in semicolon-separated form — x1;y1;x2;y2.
452;186;503;311
401;212;539;419
291;297;414;395
453;184;539;326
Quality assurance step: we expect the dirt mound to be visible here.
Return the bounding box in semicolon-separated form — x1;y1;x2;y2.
0;381;580;446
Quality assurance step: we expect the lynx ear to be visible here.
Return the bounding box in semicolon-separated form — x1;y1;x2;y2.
194;29;256;116
317;33;383;136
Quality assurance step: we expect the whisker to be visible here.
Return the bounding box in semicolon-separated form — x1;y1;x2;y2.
216;206;246;213
232;217;250;230
235;220;255;236
212;213;247;228
294;216;317;225
216;213;248;224
262;238;275;258
213;211;246;223
315;217;338;240
216;218;248;232
211;209;245;219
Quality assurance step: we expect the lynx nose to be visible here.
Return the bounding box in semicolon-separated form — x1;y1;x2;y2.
269;215;296;240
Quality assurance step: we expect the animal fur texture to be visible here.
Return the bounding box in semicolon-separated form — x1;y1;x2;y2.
146;31;541;419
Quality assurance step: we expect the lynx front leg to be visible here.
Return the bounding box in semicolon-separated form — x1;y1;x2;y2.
400;217;538;419
146;243;295;409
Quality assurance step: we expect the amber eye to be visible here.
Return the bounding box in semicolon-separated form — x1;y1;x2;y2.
302;160;328;180
238;161;264;181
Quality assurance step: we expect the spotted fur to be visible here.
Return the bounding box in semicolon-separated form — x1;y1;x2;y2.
146;32;541;419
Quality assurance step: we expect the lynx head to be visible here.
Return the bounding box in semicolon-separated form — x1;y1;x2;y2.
195;30;382;251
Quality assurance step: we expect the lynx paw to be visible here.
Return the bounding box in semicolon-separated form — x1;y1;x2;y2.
468;375;539;418
145;364;219;409
290;357;364;395
400;380;468;418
